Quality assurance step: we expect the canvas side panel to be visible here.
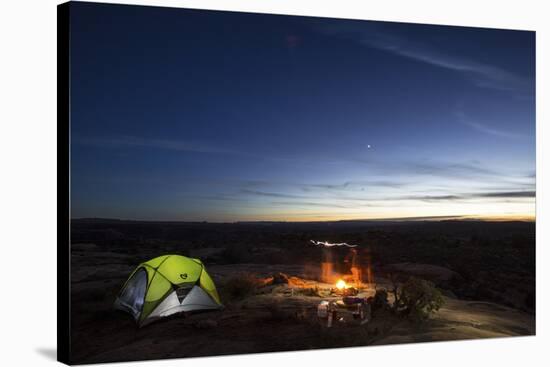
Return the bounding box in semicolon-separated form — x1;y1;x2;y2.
57;2;71;365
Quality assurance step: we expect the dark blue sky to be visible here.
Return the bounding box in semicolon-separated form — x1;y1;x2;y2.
70;2;535;221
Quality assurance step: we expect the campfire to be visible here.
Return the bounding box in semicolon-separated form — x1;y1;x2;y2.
333;278;359;296
335;279;347;290
311;239;373;288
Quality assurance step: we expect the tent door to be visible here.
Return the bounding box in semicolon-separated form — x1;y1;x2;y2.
115;268;147;320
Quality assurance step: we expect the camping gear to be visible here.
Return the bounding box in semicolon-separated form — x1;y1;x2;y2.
342;287;359;296
317;301;330;318
342;296;365;305
114;254;223;327
317;298;371;327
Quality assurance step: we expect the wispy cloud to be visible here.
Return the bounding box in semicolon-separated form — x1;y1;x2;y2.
241;189;307;199
301;180;407;192
241;188;383;204
369;37;531;94
210;179;534;207
397;190;534;202
316;23;533;96
460;120;523;139
399;194;463;202
205;163;534;204
455;111;524;139
411;161;497;177
349;159;499;180
477;190;535;198
74;135;237;154
272;201;353;209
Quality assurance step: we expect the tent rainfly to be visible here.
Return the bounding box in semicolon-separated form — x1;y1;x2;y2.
114;254;222;327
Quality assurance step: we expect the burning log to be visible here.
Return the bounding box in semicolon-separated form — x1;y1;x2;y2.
332;279;359;296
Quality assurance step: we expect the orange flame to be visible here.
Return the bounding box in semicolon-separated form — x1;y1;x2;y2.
336;279;347;290
321;262;334;283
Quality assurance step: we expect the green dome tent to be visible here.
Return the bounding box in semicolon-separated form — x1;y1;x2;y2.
114;254;222;327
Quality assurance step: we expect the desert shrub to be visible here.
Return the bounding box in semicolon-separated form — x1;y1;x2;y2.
371;288;390;312
222;273;261;300
397;277;444;321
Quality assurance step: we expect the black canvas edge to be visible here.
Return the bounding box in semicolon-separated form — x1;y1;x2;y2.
58;1;71;365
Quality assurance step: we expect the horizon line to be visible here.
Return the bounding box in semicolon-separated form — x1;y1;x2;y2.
71;214;536;224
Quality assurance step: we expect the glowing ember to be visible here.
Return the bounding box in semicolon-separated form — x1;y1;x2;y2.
336;279;347;290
